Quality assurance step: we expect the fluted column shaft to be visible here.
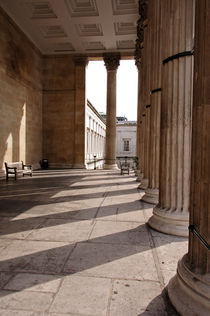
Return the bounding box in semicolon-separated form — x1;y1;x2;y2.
148;0;195;236
135;67;142;180
141;0;162;204
103;53;120;169
168;1;210;313
137;43;147;182
135;0;148;183
139;18;151;190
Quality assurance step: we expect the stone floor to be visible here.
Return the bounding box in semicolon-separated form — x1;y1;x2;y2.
0;169;188;316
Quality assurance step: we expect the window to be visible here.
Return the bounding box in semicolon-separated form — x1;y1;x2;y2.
124;140;129;151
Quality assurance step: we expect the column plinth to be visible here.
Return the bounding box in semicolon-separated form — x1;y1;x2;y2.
104;163;118;170
148;205;188;236
136;169;143;182
139;177;148;190
168;255;210;314
142;188;159;205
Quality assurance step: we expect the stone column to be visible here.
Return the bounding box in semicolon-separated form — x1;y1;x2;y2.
139;11;151;190
74;56;89;168
135;0;148;183
135;67;141;180
136;60;145;182
103;53;120;169
168;1;210;313
148;0;195;236
141;0;162;204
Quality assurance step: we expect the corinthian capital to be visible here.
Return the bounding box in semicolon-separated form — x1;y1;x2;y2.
74;56;89;67
103;53;120;71
139;0;148;23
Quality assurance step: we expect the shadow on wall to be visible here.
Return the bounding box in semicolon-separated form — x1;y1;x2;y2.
0;35;27;169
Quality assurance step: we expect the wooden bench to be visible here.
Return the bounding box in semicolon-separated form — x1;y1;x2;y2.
4;161;32;181
120;157;130;175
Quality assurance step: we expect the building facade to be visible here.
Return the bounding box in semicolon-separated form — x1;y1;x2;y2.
85;100;106;169
116;121;137;168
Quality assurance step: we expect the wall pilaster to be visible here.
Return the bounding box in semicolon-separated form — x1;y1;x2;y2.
73;56;89;168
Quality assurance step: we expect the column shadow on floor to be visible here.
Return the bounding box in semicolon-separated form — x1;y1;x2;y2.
0;224;187;298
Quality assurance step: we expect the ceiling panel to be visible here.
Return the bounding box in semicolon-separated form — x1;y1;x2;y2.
65;0;99;17
0;0;138;55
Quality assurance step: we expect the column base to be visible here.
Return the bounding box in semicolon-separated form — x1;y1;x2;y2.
136;170;144;182
139;177;149;190
72;163;86;169
148;205;189;237
141;188;159;205
134;170;138;176
48;163;73;169
104;163;119;170
168;254;210;315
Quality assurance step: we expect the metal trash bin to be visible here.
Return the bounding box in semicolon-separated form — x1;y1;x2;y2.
40;159;49;169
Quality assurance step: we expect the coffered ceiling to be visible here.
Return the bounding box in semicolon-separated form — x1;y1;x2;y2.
0;0;139;56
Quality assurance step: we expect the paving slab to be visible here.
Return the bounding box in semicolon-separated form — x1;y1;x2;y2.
0;240;74;274
151;233;188;271
117;201;146;223
13;202;98;221
90;221;151;246
50;275;111;315
27;219;94;243
109;279;166;316
63;242;158;281
96;203;118;221
4;273;62;293
0;272;14;289
0;217;45;240
0;290;54;312
0;310;34;316
0;170;184;315
152;234;188;286
0;239;14;253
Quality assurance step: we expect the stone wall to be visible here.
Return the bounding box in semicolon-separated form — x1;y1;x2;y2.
0;6;92;173
42;55;76;168
0;7;42;175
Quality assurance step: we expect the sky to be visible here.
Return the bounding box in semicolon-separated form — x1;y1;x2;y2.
86;60;138;121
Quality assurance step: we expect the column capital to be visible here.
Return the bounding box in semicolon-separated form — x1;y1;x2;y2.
74;56;89;67
139;0;148;23
103;53;120;71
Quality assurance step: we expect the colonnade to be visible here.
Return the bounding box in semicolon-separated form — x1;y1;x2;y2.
135;0;210;314
136;0;194;235
93;1;209;312
81;0;209;313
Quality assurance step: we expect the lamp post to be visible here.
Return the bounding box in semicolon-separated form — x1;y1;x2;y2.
93;155;96;170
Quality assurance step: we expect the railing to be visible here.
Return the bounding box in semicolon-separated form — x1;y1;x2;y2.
189;225;210;250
